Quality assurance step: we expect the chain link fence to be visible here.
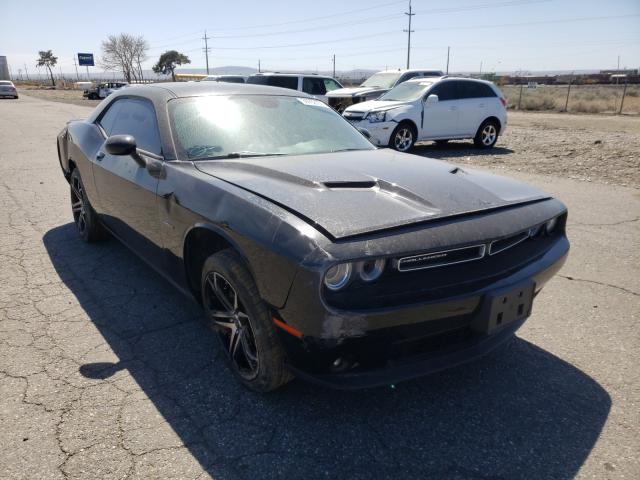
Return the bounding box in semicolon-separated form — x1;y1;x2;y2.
502;84;639;114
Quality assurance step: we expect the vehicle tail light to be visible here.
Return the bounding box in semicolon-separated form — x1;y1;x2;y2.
500;97;507;107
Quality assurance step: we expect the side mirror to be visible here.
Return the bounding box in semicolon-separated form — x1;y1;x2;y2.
358;127;372;140
104;135;145;167
426;94;439;104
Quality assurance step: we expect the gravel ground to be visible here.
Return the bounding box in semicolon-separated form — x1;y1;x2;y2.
0;94;638;480
15;87;640;188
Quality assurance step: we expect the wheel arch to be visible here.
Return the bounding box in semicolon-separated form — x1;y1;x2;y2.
182;223;254;304
397;118;418;136
481;116;502;134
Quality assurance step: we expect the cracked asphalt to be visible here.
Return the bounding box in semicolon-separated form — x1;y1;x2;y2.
0;94;638;480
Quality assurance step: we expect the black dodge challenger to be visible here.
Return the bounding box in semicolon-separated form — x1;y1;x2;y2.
57;82;569;392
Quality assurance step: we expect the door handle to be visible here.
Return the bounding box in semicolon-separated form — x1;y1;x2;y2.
96;151;105;160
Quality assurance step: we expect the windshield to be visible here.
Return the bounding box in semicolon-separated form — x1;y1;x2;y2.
380;82;433;102
169;95;375;160
360;72;401;89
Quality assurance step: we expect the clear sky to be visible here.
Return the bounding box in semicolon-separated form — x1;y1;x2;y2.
1;0;638;76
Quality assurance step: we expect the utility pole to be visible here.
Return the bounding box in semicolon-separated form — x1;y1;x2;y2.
617;55;620;70
72;57;79;81
446;46;450;74
479;60;482;77
24;63;30;81
332;54;335;78
404;0;415;69
258;59;261;73
203;30;211;75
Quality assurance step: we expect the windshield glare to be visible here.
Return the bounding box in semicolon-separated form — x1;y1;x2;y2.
169;95;375;160
380;82;433;102
360;72;401;89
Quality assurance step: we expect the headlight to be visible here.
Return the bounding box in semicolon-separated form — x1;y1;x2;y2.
545;217;558;234
324;263;353;290
357;258;386;282
367;111;386;123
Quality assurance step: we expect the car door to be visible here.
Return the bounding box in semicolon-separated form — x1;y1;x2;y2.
420;80;460;139
456;81;492;136
93;97;165;264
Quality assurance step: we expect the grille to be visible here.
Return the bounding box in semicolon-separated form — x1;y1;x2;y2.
489;231;530;255
397;245;486;271
343;112;365;121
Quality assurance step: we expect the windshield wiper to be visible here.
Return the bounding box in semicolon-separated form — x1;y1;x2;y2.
195;151;287;160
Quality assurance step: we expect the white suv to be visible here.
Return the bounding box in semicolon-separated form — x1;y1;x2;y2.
246;73;343;104
343;77;507;151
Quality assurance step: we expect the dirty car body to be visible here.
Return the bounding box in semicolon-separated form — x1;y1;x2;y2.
57;82;569;390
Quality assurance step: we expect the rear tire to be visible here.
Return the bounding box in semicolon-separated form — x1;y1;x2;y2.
201;249;292;392
70;169;107;242
474;119;499;149
389;122;416;152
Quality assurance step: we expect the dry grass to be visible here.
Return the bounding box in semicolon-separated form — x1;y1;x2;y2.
501;85;640;114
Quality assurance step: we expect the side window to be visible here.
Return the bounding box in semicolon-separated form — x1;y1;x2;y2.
97;100;123;136
429;81;457;101
268;76;298;90
398;72;421;84
303;77;327;95
109;98;162;155
323;78;341;92
478;83;497;97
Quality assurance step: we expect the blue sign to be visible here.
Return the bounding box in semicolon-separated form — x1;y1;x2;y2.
77;53;94;67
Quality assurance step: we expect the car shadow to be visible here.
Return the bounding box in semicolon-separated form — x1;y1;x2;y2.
43;223;610;480
411;141;514;160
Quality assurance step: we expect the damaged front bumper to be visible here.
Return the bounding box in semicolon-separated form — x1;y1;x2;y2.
274;236;569;389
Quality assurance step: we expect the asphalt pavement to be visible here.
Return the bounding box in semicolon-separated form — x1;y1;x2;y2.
0;94;638;480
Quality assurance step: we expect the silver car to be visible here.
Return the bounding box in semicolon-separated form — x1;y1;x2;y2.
0;80;18;99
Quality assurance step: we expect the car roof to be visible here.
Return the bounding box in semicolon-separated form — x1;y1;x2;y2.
249;72;332;78
375;69;443;74
404;76;494;85
116;81;313;100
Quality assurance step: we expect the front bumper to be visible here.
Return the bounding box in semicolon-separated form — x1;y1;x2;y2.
347;119;396;147
275;236;569;389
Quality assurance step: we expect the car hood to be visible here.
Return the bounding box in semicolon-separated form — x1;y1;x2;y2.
344;99;408;113
195;149;549;239
326;86;388;99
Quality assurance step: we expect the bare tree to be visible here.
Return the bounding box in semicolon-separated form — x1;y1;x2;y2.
36;50;58;87
100;34;149;83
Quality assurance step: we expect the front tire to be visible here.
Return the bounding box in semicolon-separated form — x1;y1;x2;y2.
389;122;416;152
474;119;499;149
201;249;292;392
70;169;106;242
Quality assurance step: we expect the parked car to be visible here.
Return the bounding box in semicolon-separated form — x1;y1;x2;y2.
57;82;569;392
326;69;443;112
83;82;129;100
0;80;18;99
201;75;246;84
246;73;343;104
343;77;508;152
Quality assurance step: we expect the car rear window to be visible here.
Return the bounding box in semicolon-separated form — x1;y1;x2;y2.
247;76;298;90
459;81;497;99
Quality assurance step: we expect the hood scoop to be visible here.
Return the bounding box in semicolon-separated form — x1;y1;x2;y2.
323;181;377;189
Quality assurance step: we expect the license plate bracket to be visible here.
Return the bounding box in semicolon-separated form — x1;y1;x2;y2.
473;282;535;334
